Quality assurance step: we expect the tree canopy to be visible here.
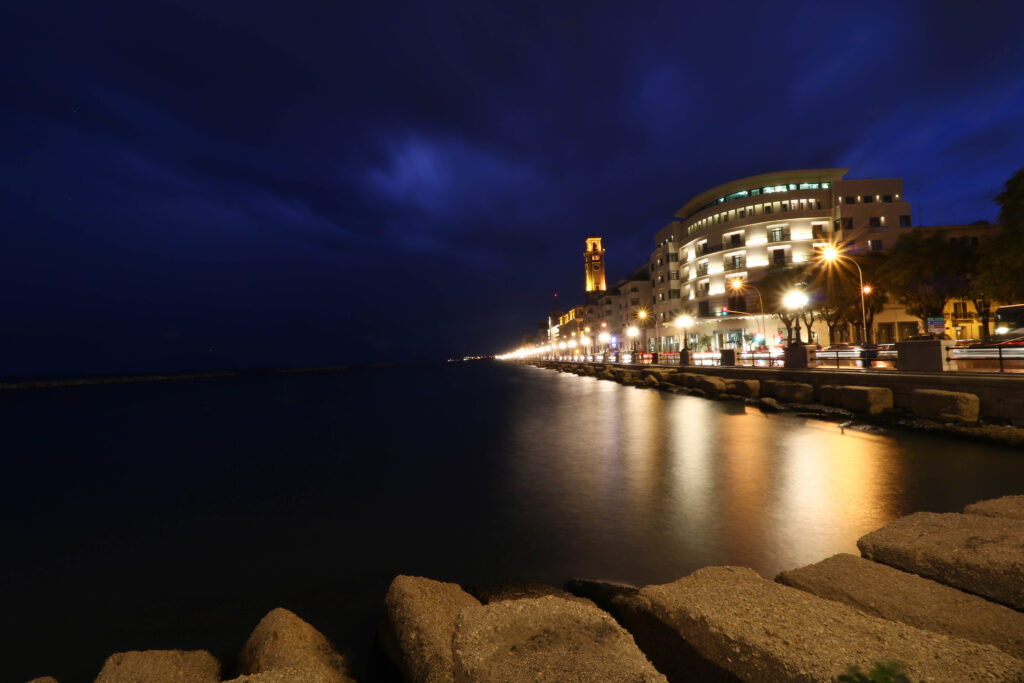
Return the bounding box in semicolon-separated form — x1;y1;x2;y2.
878;231;972;325
973;167;1024;304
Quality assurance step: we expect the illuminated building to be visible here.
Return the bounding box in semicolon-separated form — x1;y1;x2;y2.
651;169;913;350
584;236;607;294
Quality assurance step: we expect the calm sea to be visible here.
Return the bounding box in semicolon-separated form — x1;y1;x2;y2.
3;361;1022;681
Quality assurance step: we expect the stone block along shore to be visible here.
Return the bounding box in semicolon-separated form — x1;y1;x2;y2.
23;495;1024;682
525;359;1024;446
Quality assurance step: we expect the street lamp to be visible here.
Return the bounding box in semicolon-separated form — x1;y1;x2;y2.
598;331;610;354
730;278;768;349
784;290;809;345
821;245;868;345
674;315;694;350
627;325;640;363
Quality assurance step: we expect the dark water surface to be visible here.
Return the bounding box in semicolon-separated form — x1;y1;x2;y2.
3;361;1023;681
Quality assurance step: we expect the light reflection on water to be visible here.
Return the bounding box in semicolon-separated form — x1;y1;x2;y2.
502;364;1019;584
2;361;1022;680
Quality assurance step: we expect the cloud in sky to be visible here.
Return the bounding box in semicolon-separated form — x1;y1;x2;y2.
2;0;1024;374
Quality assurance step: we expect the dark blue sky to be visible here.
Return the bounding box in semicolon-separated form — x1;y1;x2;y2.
3;1;1023;375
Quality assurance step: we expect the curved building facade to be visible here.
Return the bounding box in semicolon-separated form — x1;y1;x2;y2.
649;168;911;350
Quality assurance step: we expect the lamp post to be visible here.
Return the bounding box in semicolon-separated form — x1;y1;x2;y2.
783;290;809;345
674;314;693;365
730;278;767;350
627;326;639;363
821;246;868;345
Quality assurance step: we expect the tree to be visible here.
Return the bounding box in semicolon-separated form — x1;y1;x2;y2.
974;167;1024;306
842;252;889;345
878;231;972;327
754;265;813;345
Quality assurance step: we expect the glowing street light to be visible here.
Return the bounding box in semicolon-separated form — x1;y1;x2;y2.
784;290;809;345
674;315;693;351
821;245;868;345
730;278;767;348
627;325;640;362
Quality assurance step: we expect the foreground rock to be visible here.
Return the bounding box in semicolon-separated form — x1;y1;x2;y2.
623;566;1023;682
95;650;220;683
965;494;1024;520
777;553;1024;658
857;511;1024;609
467;579;588;605
451;595;665;682
235;607;353;682
382;575;481;682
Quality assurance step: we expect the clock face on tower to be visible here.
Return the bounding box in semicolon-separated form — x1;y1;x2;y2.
584;237;606;293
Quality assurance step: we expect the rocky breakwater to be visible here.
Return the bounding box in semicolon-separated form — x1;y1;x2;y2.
381;495;1024;682
26;607;355;683
22;496;1024;681
524;360;1024;446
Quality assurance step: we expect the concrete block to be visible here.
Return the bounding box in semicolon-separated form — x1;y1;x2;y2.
467;579;587;605
777;553;1024;658
858;512;1024;609
95;651;220;683
451;595;665;682
911;389;980;424
772;381;814;404
818;384;843;407
627;566;1023;681
382;575;481;682
238;608;353;682
896;339;956;372
783;344;814;368
965;495;1024;520
840;386;893;415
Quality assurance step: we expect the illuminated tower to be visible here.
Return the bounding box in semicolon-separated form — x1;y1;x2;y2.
584;237;606;293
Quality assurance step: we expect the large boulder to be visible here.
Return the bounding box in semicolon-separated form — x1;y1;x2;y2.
382;575;481;682
911;389;980;424
643;374;661;388
858;512;1024;609
237;607;353;682
694;376;726;397
467;579;586;605
564;578;640;616
770;381;814;403
623;566;1023;682
95;650;220;683
964;495;1024;520
777;553;1024;658
723;378;759;397
840;386;893;415
451;595;665;682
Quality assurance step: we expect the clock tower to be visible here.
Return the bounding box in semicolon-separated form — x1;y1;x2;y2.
584;236;606;294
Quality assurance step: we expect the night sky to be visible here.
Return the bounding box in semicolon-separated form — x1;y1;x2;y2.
3;1;1024;376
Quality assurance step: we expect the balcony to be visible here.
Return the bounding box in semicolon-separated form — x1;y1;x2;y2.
767;229;791;243
724;235;745;249
696;263;709;277
696;243;723;257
